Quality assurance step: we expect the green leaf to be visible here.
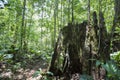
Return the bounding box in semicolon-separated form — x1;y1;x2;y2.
96;60;101;67
80;74;93;80
46;71;53;76
33;71;40;77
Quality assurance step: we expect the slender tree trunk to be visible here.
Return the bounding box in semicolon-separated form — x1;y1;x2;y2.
68;0;70;22
72;0;74;23
53;0;58;47
20;0;26;53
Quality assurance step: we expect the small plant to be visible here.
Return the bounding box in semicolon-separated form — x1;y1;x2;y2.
80;74;93;80
102;61;120;80
110;51;120;67
33;68;54;80
96;60;120;80
11;62;22;73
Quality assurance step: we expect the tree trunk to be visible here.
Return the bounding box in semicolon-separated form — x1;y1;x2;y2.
20;0;26;53
49;21;87;76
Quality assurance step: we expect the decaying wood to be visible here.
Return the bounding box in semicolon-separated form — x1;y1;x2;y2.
49;4;119;78
98;11;110;61
49;20;100;78
93;11;99;42
49;21;87;76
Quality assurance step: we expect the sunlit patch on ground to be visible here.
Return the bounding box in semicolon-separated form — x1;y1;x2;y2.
0;60;48;80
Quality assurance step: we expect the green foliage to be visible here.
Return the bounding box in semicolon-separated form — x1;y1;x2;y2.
110;51;120;67
80;74;93;80
0;0;116;57
96;60;120;80
0;49;13;61
33;68;54;80
103;61;120;79
33;70;41;78
13;62;21;70
38;48;53;62
96;60;102;67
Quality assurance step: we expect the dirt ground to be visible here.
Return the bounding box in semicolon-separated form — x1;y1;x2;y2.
0;59;48;80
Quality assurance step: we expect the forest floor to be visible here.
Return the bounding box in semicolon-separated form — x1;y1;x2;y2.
0;58;49;80
0;59;108;80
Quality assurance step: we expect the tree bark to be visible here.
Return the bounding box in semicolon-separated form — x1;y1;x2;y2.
20;0;26;53
49;21;87;76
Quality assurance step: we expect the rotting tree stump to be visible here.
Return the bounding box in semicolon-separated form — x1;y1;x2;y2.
49;0;120;78
49;21;88;77
49;11;116;79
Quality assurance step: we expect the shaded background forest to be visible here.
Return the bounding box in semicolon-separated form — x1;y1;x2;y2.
0;0;120;80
